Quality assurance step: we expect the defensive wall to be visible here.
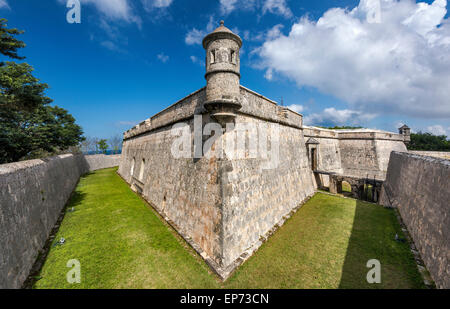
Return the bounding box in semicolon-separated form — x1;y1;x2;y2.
380;152;449;289
303;126;407;182
0;154;121;289
118;85;316;278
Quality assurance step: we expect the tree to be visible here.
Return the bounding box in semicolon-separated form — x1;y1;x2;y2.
0;105;85;163
408;132;450;151
97;139;108;154
0;19;25;63
0;20;84;163
109;134;122;154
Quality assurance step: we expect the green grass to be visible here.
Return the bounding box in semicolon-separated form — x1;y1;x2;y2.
34;168;424;289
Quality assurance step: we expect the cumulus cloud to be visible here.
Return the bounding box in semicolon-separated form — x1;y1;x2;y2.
0;0;9;10
219;0;258;15
262;0;293;18
426;124;448;135
304;108;376;127
185;16;216;45
142;0;173;11
157;52;169;63
286;104;304;113
257;0;450;119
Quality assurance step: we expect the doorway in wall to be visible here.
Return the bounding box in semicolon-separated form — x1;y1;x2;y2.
311;148;317;171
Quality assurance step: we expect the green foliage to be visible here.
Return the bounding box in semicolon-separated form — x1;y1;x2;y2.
0;18;25;63
408;132;450;151
0;19;84;164
0;61;52;110
0;104;85;163
97;139;108;154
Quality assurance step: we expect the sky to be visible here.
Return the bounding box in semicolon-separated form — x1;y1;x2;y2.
0;0;449;139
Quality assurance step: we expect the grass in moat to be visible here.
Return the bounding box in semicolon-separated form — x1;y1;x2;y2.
34;168;424;289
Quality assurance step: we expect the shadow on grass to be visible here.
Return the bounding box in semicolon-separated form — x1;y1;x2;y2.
338;200;424;289
23;190;87;289
66;190;87;209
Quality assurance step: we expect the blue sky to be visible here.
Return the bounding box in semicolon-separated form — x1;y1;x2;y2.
1;0;449;139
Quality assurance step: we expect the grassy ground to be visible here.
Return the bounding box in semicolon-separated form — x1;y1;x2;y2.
34;168;424;289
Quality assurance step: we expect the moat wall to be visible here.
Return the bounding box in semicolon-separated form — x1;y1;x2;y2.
380;152;449;289
0;154;121;289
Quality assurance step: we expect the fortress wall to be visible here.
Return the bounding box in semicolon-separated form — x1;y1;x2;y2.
84;154;121;171
303;128;342;173
409;151;450;160
240;86;303;128
119;114;224;266
0;154;89;289
0;154;121;289
380;152;450;289
339;138;380;178
221;114;315;267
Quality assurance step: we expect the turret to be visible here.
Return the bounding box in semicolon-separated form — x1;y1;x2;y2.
399;124;411;145
202;21;242;125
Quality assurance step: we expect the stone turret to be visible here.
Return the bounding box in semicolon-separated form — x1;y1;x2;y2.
202;21;242;125
398;124;411;145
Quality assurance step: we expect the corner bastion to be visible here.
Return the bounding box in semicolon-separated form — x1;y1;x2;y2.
118;22;316;278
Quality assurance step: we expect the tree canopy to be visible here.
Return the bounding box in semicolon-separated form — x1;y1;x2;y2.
0;19;84;164
408;132;450;151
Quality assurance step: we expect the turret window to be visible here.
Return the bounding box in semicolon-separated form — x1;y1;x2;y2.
210;50;215;64
231;50;236;64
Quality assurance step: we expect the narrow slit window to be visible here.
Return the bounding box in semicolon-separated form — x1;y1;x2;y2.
139;159;145;181
231;50;236;64
210;50;215;64
130;157;135;176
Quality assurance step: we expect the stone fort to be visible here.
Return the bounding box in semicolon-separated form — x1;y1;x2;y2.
1;22;448;289
118;22;410;278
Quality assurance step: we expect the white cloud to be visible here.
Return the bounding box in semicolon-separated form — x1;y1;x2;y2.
286;104;304;113
142;0;173;10
263;0;293;18
426;124;447;135
304;108;376;126
185;16;216;45
157;52;169;63
0;0;9;10
220;0;257;15
190;55;204;66
220;0;238;15
257;0;450;119
185;28;206;45
58;0;141;25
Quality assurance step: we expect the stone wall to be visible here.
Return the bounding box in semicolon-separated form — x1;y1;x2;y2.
85;154;121;171
119;86;316;278
303;127;407;180
380;152;449;289
409;151;450;160
0;154;121;289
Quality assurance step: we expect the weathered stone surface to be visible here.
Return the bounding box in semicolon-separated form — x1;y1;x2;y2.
0;154;121;289
380;152;450;289
303;126;407;180
409;151;450;160
84;154;121;171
